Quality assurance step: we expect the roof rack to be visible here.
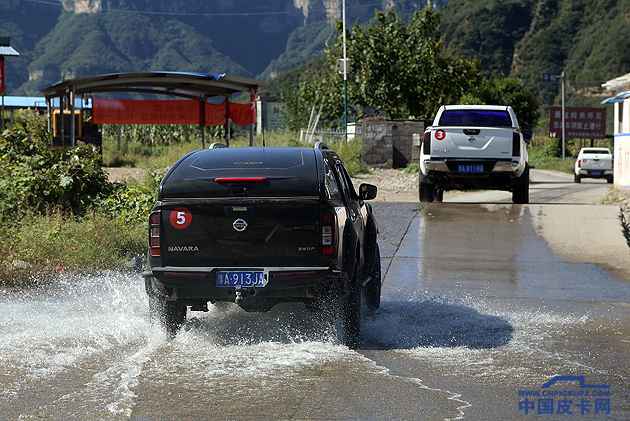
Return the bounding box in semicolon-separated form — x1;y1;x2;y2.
314;141;329;151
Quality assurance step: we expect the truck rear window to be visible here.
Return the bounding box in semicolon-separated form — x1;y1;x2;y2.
439;110;513;128
160;148;319;198
582;149;610;155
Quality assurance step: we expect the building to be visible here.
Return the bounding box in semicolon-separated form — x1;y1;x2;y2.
602;72;630;187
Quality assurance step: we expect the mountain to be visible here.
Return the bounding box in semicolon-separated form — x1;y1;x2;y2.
1;0;444;94
0;0;61;92
0;0;628;101
440;0;630;102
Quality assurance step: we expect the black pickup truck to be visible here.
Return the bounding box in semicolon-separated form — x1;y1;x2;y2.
143;143;381;348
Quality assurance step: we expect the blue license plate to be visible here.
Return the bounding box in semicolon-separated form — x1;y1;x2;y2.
216;271;266;288
591;170;602;176
458;164;484;174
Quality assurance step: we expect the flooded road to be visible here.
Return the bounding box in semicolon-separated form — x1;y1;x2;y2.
1;171;629;420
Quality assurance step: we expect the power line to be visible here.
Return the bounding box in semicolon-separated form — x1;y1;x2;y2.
22;0;293;17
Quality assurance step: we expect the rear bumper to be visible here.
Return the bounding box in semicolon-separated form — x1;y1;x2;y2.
422;158;525;190
577;169;612;178
143;266;344;309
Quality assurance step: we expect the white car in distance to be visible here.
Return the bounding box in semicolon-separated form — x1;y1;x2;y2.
574;148;613;184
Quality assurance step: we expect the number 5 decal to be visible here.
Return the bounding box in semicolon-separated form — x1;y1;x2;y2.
169;208;193;230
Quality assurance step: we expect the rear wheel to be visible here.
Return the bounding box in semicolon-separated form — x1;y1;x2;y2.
512;166;530;204
574;174;581;183
338;262;361;349
607;176;614;184
434;188;444;203
419;178;435;203
364;243;382;312
149;293;187;337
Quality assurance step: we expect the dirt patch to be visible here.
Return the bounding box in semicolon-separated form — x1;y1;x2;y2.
352;169;418;203
105;167;147;183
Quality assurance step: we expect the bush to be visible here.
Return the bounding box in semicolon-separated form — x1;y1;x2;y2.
0;112;110;219
528;137;575;174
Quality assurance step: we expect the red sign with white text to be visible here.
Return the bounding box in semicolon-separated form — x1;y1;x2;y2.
549;107;607;139
0;57;5;95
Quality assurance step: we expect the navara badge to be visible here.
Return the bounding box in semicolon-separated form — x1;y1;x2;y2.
233;218;248;232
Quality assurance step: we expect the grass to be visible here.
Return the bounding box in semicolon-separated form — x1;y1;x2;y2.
103;129;368;176
528;145;575;174
0;212;146;286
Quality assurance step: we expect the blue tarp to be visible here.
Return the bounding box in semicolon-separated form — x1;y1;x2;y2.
0;96;91;109
601;91;630;105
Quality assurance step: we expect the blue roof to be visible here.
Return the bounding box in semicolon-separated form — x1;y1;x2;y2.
1;96;91;109
0;46;20;56
601;91;630;105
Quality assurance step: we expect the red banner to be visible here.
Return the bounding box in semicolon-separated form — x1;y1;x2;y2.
92;98;255;126
0;57;5;95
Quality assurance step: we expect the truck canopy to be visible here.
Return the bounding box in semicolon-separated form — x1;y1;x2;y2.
160;148;320;199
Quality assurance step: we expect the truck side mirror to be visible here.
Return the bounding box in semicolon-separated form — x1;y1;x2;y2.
359;183;377;201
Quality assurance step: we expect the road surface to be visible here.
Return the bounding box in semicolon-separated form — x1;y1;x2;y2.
1;170;629;420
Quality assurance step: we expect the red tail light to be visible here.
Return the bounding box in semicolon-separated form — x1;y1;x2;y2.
149;211;161;257
512;132;521;157
214;177;267;184
578;160;582;167
320;210;337;256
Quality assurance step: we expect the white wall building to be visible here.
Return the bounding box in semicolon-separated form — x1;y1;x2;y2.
602;72;630;187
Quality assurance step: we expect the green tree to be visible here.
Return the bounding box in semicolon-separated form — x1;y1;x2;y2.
282;8;482;129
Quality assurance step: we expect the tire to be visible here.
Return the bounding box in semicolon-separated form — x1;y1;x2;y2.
338;262;361;349
364;243;382;312
512;166;530;204
574;174;581;183
419;172;435;203
149;293;187;337
434;188;444;203
607;176;614;184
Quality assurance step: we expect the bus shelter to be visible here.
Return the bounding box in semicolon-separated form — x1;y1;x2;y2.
41;71;262;148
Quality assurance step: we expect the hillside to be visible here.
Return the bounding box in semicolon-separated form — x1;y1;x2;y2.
440;0;630;102
2;0;444;94
0;0;628;101
19;11;250;94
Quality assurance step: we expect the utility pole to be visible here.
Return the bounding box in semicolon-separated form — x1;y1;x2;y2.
561;71;566;160
342;0;348;143
0;37;21;130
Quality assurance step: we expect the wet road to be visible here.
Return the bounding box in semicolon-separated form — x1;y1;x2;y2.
1;171;629;420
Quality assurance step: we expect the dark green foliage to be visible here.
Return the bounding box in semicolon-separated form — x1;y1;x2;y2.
97;181;157;226
442;0;630;104
0;111;110;219
440;0;534;75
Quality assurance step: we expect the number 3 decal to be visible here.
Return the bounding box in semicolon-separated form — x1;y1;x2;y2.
169;208;192;230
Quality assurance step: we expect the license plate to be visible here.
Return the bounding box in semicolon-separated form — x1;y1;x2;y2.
216;271;266;288
591;170;602;176
458;164;484;174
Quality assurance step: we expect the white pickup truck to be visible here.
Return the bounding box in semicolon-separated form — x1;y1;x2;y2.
574;148;613;184
419;105;530;204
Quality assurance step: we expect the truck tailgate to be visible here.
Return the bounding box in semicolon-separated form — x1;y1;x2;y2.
432;127;514;159
160;199;327;268
581;156;612;170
